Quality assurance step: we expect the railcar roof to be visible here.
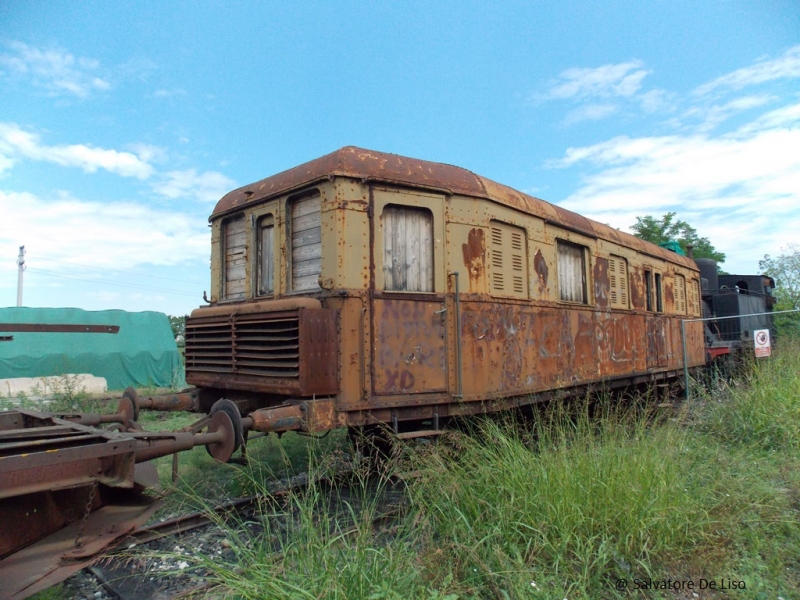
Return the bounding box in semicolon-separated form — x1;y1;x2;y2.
212;146;697;270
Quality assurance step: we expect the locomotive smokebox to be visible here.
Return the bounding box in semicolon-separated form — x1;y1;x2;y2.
695;258;718;293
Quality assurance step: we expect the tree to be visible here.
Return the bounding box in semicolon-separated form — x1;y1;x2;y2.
631;213;726;264
168;315;187;339
759;245;800;335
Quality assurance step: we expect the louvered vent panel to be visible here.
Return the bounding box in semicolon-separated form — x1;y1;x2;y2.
489;222;528;298
185;313;300;377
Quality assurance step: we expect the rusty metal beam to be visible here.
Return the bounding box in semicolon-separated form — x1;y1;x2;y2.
0;323;119;334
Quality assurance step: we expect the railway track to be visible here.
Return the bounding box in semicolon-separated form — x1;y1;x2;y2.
60;467;408;600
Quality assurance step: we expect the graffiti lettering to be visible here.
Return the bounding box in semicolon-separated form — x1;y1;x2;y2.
383;368;416;392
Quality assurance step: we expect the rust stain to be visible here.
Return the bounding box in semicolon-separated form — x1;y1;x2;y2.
533;249;549;294
593;257;609;310
664;280;675;312
461;228;485;290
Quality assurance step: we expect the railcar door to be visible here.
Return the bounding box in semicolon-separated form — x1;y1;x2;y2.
370;188;448;397
644;269;669;368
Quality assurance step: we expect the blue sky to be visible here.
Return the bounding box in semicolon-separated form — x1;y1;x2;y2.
1;1;799;316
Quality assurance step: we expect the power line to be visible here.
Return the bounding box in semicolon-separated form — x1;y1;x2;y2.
26;267;202;298
27;254;206;286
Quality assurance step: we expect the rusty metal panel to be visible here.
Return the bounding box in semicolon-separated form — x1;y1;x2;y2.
298;308;339;395
460;304;567;397
0;324;119;333
646;316;669;368
571;310;599;382
0;492;159;600
0;413;137;500
595;313;645;377
185;307;338;396
372;298;447;395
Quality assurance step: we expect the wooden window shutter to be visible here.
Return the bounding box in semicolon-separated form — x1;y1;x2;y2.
557;240;587;303
223;214;246;300
291;194;322;291
383;206;433;292
488;222;527;298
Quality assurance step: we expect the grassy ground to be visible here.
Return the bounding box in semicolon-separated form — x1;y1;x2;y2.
182;339;800;599
14;339;800;598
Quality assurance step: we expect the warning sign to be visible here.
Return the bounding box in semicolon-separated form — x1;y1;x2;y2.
754;329;771;358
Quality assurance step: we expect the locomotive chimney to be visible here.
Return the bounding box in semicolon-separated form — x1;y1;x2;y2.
686;244;694;259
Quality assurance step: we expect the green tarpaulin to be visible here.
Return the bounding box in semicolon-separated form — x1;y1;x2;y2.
0;308;184;390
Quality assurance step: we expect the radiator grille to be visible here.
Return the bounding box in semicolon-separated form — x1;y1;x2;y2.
185;313;300;377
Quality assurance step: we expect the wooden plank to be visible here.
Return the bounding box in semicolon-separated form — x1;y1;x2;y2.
293;274;319;291
291;195;321;218
419;211;433;291
292;228;321;248
293;243;321;262
293;213;321;233
293;259;322;277
406;210;419;291
383;208;394;290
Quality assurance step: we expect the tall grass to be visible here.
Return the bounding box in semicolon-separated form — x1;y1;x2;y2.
157;340;800;599
408;404;722;598
176;453;443;600
703;339;800;451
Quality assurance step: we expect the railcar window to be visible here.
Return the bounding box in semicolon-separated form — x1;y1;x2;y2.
557;240;588;304
383;205;434;292
655;273;663;312
608;255;629;309
257;216;274;296
290;193;322;292
644;270;653;311
223;214;246;300
488;221;528;298
674;274;687;315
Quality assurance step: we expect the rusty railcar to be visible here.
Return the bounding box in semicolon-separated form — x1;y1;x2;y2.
184;147;705;439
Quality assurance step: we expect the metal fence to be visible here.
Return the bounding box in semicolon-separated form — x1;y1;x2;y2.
680;308;800;399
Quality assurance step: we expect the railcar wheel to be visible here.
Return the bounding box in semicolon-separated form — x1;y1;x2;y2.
206;399;244;463
119;387;140;424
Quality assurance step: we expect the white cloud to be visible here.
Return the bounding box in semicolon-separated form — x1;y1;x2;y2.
0;41;110;98
694;45;800;95
550;100;800;274
637;89;674;114
684;94;776;132
155;169;237;203
152;88;187;98
0;123;154;179
563;104;618;125
0;189;208;269
544;61;651;101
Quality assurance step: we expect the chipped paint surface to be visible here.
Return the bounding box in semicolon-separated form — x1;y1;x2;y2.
372;298;447;395
458;302;670;398
594;257;609;310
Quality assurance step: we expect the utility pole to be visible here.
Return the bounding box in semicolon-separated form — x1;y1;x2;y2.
16;246;25;307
